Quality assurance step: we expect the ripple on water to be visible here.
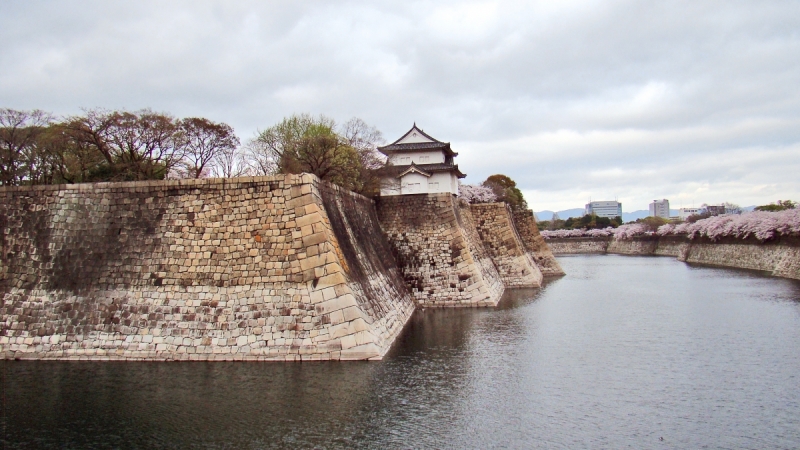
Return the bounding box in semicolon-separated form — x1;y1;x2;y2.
3;255;800;449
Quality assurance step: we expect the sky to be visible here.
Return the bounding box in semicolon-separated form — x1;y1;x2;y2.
2;1;799;211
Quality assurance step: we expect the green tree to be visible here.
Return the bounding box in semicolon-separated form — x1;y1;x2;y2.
755;200;796;211
251;114;383;195
483;174;527;210
636;216;668;231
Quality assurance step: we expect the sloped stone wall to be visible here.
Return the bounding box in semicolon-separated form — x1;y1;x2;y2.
511;209;564;276
546;235;800;280
607;236;659;255
376;194;504;307
680;236;800;280
0;175;414;361
547;237;611;254
654;236;691;258
470;203;543;288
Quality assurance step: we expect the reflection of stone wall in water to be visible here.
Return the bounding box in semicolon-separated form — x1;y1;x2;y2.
376;194;505;307
469;203;542;288
0;175;415;360
511;209;564;276
547;235;800;280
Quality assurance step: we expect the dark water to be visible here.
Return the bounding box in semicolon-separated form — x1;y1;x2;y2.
3;255;800;449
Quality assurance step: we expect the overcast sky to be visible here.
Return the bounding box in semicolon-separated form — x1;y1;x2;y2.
2;1;799;211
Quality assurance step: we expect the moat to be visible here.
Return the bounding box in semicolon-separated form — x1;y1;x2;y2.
3;255;800;448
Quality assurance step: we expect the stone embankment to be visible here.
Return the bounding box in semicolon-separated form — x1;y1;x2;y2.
511;209;565;277
547;236;800;280
470;203;543;287
0;175;415;361
376;194;505;307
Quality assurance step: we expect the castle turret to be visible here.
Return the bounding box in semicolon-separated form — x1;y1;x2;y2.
377;124;465;196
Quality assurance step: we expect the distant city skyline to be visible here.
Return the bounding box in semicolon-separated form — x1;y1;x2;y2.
1;1;798;211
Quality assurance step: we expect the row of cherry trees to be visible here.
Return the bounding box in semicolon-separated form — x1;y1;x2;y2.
541;208;800;242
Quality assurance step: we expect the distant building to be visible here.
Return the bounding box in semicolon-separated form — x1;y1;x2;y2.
585;201;622;219
378;124;466;196
678;207;701;220
649;199;670;219
704;205;726;216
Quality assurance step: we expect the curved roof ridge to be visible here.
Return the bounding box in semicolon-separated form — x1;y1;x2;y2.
387;123;446;146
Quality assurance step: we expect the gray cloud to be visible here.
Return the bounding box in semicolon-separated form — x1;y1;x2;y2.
1;0;798;210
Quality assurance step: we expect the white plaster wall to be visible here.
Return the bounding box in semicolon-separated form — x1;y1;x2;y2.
396;130;434;144
427;172;456;194
400;172;429;195
380;182;401;196
388;150;445;165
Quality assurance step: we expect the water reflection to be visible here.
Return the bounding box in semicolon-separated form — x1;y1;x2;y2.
3;255;800;448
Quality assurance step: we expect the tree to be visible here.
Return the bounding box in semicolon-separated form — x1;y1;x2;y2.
176;117;240;178
63;109;180;181
724;202;742;215
483;174;527;210
755;200;796;212
252;114;381;194
0;108;52;185
34;122;108;184
339;117;385;196
211;144;249;178
634;215;669;231
458;183;497;203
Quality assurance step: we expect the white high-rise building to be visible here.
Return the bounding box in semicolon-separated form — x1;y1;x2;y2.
585;201;622;219
649;199;670;218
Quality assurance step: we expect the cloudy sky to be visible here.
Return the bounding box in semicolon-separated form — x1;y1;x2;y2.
2;1;799;211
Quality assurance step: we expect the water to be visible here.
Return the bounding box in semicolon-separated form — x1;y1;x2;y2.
3;255;800;449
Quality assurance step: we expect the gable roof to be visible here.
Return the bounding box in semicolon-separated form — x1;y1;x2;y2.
396;162;432;178
377;162;467;179
378;124;458;157
391;123;442;145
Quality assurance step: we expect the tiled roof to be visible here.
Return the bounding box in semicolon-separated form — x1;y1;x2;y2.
377;141;459;156
376;163;466;179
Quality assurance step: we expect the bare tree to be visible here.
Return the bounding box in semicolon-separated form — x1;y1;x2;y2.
242;137;278;176
175;117;240;178
211;144;250;178
339;117;386;196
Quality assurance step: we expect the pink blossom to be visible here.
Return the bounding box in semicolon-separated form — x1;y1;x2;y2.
541;227;614;239
612;223;651;240
458;183;497;203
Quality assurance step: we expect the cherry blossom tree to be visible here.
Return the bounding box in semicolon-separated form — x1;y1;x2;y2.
458;183;497;203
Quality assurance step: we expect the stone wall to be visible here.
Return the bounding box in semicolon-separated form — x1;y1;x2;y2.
375;194;505;307
653;236;690;258
607;236;659;255
681;237;800;280
547;237;611;254
470;203;543;288
547;235;800;280
0;175;415;361
511;209;564;276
